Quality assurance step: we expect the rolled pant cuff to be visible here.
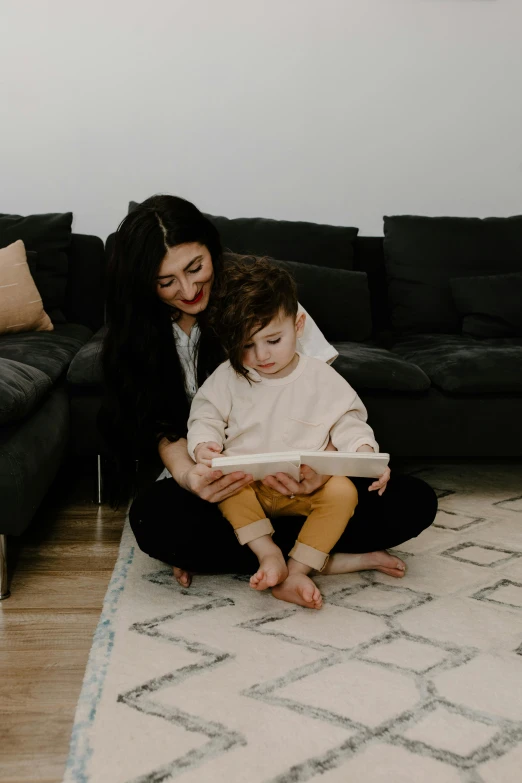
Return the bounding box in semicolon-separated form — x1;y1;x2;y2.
234;518;275;545
289;542;329;572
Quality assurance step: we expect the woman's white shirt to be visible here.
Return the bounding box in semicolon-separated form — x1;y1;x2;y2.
157;304;338;480
172;319;200;401
297;303;339;366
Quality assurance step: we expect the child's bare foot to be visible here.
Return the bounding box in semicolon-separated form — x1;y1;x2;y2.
272;573;323;609
173;566;192;587
250;553;288;591
322;550;406;578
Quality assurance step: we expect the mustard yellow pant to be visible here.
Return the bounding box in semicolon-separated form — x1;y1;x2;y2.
218;476;358;571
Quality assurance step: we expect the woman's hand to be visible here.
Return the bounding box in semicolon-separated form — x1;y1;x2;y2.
181;462;253;503
369;467;391;496
262;464;329;497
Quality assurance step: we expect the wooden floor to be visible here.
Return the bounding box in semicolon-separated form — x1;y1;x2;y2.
0;465;127;783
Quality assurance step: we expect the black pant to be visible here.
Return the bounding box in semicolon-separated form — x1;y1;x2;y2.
129;474;438;573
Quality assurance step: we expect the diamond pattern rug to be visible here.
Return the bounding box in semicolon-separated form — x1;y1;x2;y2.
63;465;522;783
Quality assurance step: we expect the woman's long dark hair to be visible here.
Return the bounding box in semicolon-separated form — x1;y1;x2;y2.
100;195;225;504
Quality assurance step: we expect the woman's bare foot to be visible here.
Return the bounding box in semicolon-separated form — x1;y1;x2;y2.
173;566;192;587
250;553;288;591
272;573;323;609
322;550;406;578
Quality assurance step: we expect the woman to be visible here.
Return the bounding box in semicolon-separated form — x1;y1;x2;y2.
101;195;437;588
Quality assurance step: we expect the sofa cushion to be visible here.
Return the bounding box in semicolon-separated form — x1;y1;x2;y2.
0;211;72;325
64;234;106;332
0;385;69;536
393;334;522;394
450;272;522;339
273;260;372;342
0;323;92;383
383;215;522;335
0;211;73;251
27;250;69;324
0;358;53;425
67;326;105;386
0;241;53;335
332;342;431;392
226;253;372;342
129;202;359;271
208;213;358;270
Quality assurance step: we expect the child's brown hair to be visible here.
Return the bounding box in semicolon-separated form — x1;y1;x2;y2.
208;254;298;380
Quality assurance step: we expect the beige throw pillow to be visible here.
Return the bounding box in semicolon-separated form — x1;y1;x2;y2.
0;240;53;334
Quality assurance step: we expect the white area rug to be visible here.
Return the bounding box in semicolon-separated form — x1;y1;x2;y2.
63;465;522;783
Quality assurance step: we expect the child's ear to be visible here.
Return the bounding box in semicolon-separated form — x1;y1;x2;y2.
295;311;306;337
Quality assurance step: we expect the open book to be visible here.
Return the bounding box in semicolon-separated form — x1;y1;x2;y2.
211;451;390;481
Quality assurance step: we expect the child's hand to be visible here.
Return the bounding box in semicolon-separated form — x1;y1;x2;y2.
369;467;391;496
194;442;223;467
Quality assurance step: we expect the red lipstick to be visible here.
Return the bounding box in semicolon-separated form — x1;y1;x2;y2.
181;289;204;305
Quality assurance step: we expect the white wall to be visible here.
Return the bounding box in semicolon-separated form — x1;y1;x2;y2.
1;0;521;239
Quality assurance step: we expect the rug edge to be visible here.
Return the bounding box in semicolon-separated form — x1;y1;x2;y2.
61;515;135;783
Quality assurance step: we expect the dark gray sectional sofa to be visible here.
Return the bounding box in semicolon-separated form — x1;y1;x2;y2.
2;208;521;599
200;212;522;458
73;210;522;465
0;214;105;598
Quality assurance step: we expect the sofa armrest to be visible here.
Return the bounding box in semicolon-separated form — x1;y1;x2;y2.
67;325;106;387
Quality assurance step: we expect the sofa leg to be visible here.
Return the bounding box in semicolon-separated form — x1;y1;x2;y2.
0;534;10;600
97;454;103;505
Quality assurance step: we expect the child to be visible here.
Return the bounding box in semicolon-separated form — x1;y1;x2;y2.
187;258;389;609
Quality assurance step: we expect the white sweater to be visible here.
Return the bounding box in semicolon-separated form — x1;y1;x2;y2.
187;353;378;460
157;305;339;481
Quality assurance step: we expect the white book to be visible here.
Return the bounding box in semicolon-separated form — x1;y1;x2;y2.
211;452;301;481
212;451;390;481
299;451;389;479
